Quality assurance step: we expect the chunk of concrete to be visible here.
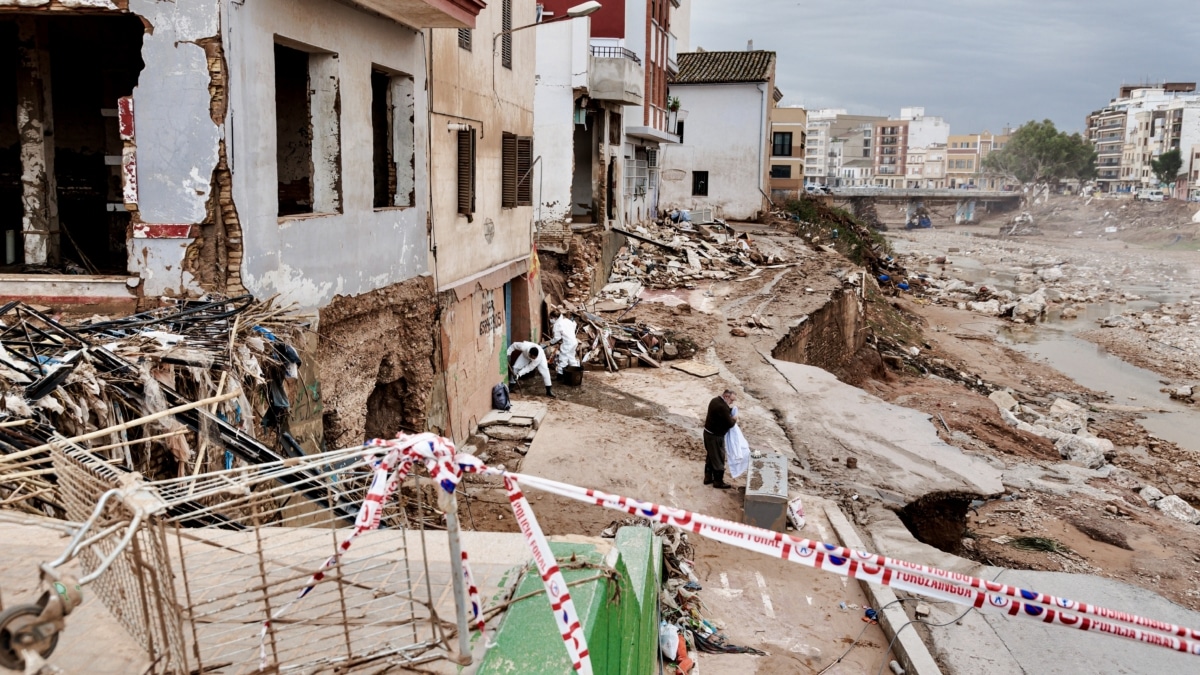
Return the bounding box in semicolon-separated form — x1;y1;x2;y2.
1155;495;1200;525
1140;486;1165;505
1054;435;1109;469
969;299;1001;316
1049;398;1082;416
1012;289;1048;324
989;390;1019;412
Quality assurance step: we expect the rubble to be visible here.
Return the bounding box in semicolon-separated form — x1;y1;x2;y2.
0;297;308;515
1155;495;1200;525
990;392;1114;469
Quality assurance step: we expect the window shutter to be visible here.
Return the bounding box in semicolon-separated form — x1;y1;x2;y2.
502;133;518;208
501;0;513;69
457;129;475;215
458;28;472;51
516;137;533;206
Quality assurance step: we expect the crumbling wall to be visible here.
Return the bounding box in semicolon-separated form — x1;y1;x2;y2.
773;288;882;383
317;276;438;448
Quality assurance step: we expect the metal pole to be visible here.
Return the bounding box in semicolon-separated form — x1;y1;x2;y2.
443;491;473;665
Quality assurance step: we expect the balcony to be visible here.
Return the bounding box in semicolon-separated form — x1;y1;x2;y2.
347;0;485;28
589;47;644;106
668;33;679;74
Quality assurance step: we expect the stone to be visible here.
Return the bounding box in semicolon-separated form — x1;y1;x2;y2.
1171;385;1194;401
1049;398;1082;415
1060;306;1079;319
989;390;1019;412
485;425;534;441
730;327;748;337
1139;486;1166;505
968;300;1001;316
1054;435;1110;469
1012;289;1048;324
1039;267;1065;282
1100;315;1131;328
1155;495;1200;525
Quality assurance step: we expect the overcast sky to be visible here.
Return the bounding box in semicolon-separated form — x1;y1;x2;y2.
689;0;1200;134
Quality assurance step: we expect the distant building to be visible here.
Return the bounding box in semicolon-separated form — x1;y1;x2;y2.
805;110;885;186
659;50;778;220
873;108;949;189
769;106;808;196
946;131;1011;189
1085;82;1200;193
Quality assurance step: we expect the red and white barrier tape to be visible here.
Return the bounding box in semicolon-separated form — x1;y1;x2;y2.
262;434;1200;672
509;471;1200;657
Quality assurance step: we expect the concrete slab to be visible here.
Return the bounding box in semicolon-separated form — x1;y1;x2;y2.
672;360;721;378
768;358;1004;498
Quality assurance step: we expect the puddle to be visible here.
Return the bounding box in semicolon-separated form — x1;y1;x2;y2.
998;325;1200;452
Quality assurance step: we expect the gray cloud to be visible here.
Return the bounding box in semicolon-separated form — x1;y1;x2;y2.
689;0;1200;133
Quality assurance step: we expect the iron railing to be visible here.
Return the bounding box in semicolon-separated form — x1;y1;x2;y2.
590;46;642;65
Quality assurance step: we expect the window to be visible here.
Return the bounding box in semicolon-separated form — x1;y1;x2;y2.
692;171;709;196
457;129;476;215
275;42;342;217
676;121;685;144
771;165;792;179
772;132;793;157
371;68;416;208
501;0;513;70
502;132;533;208
458;28;472;51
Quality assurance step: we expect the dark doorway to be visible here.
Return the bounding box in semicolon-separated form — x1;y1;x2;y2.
1;16;145;272
606;160;616;221
0;23;19;267
48;17;144;273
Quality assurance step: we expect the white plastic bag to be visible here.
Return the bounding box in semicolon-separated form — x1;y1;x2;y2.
788;496;806;530
659;621;680;660
725;407;750;479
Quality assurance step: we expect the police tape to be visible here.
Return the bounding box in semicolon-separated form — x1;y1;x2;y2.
507;471;1200;658
267;434;1200;673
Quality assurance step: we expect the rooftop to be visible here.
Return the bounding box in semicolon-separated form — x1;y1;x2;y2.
672;50;776;85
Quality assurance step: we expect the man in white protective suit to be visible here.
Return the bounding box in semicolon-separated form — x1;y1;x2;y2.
548;312;580;376
507;341;555;398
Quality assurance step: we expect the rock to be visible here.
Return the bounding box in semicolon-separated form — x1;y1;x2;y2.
1054;435;1110;469
1155;495;1200;525
1140;486;1166;505
730;327;748;337
1012;289;1048;324
989;390;1019;412
485;425;534;441
1049;398;1082;415
1038;267;1065;282
968;300;1001;316
1100;315;1131;328
1171;385;1194;401
1060;306;1079;319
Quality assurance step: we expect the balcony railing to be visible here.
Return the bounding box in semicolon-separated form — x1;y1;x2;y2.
591;46;642;66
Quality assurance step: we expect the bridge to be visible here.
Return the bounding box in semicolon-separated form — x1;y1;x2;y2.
826;188;1023;226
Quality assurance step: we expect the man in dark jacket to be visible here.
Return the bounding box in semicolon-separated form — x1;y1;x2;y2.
703;390;738;489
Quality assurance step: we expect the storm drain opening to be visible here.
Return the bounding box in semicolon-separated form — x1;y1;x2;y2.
896;491;979;555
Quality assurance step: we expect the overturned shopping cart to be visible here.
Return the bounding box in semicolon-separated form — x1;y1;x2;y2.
0;436;475;674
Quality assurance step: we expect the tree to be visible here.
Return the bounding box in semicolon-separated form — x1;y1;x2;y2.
983;120;1096;186
1151;149;1183;186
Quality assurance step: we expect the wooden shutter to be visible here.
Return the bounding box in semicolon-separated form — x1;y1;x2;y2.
516;137;533;206
501;0;513;69
458;28;472;51
457;129;475;215
502;133;518;208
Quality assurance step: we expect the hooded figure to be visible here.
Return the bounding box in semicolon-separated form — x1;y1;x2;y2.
507;341;554;398
548;314;580;375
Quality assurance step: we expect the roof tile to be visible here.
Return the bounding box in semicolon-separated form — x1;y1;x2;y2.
672;51;776;85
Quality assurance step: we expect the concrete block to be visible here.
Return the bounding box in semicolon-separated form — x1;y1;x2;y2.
745;453;788;532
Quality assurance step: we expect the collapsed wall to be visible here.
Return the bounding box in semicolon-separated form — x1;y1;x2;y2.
316;277;438;449
772;287;885;385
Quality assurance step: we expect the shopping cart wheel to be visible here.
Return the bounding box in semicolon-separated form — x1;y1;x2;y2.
0;604;58;671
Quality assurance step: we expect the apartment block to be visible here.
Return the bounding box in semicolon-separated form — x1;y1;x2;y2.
1086;82;1199;193
804;109;885;187
769;106;808;195
873;107;949;189
946;131;1011;189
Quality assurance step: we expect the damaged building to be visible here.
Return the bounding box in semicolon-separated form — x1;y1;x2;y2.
0;0;488;449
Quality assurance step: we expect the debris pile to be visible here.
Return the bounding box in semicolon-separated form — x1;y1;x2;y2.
0;297;308;517
556;308;694;372
988;391;1114;469
601;221;792;295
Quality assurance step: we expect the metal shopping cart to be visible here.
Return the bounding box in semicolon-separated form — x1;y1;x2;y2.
0;436;467;674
